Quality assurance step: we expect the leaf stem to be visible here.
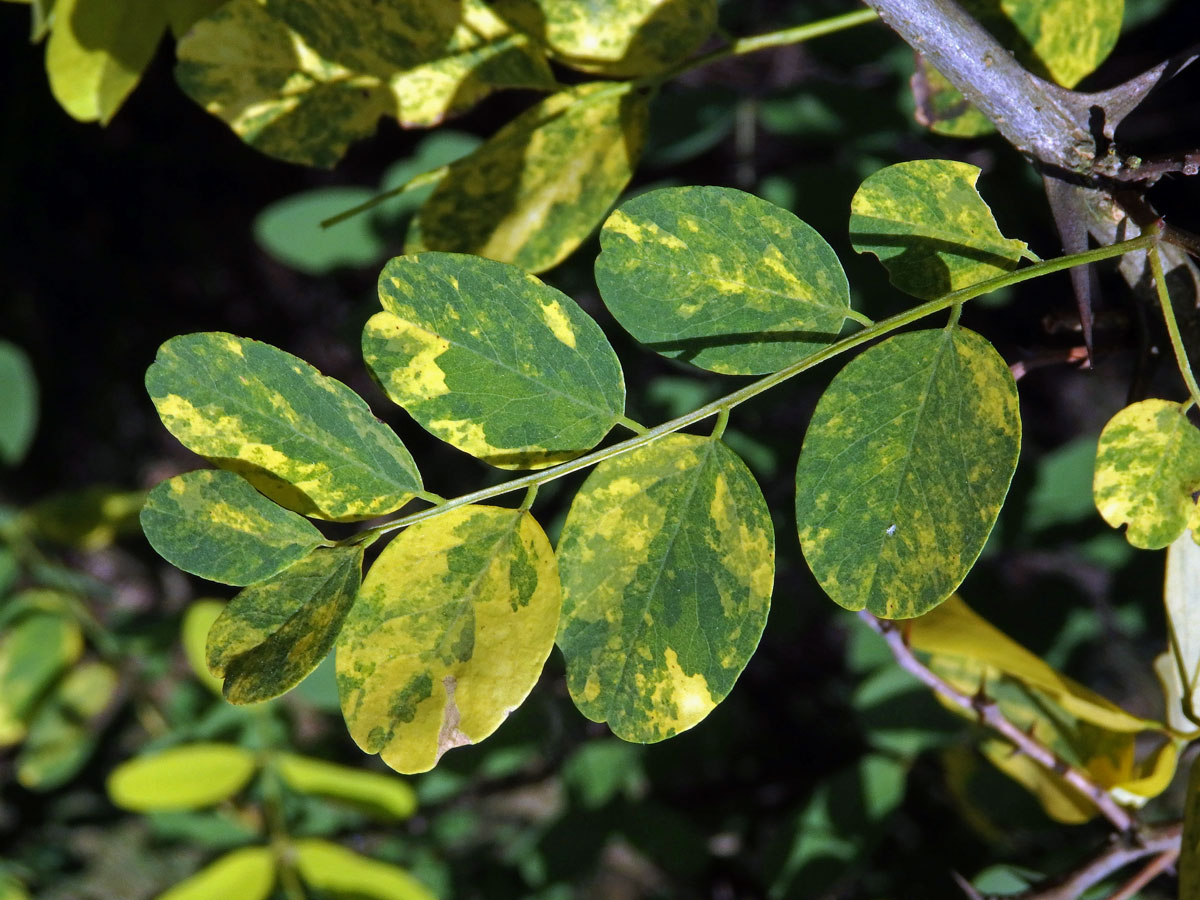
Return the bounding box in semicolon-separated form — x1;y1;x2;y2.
710;408;730;440
617;415;648;434
416;490;447;505
1149;241;1200;408
341;234;1156;545
846;308;874;327
320;168;445;229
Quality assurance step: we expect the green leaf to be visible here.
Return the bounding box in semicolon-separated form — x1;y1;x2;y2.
0;611;83;746
911;56;995;138
595;185;854;375
407;81;649;274
488;0;716;76
1094;399;1200;549
0;339;38;466
108;743;258;811
849;160;1030;299
294;839;436;900
364;253;625;469
45;0;167;123
1166;529;1200;726
557;434;774;743
23;485;145;550
1184;754;1200;900
182;599;227;695
275;753;417;820
140;469;324;586
165;0;226;38
156;846;275;900
175;0;555;168
207;544;363;704
147;332;421;521
253;187;382;274
795;327;1020;618
337;505;561;774
16;661;118;790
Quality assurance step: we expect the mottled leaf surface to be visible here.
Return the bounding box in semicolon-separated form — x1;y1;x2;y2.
17;661;118;790
140;469;323;586
796;328;1020;618
0;339;38;466
148;332;420;520
107;743;258;811
850;160;1029;299
45;0;167;123
0;612;83;747
365;253;625;469
337;505;561;774
1094;399;1200;549
407;82;649;273
158;847;276;900
595;185;853;375
557;434;774;743
489;0;716;76
207;544;363;704
1166;530;1200;726
175;0;555;168
294;839;436;900
275;753;417;820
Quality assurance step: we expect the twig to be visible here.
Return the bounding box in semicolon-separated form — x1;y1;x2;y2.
857;611;1136;832
1104;844;1179;900
1011;823;1182;900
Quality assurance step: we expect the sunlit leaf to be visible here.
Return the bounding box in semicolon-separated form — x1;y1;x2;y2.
182;599;227;695
1094;399;1200;549
147;332;420;521
140;469;324;586
489;0;716;76
1154;651;1200;736
595;185;855;375
275;753;417;820
337;505;561;774
850;160;1030;299
16;661;118;790
157;846;275;900
44;0;167;123
207;544;363;704
175;0;555;168
0;339;38;466
0;611;83;746
294;839;436;900
796;328;1020;618
108;743;258;811
1166;529;1200;726
407;82;649;273
364;252;625;469
557;434;773;743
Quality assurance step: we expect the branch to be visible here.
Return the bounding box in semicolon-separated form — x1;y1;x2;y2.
1012;823;1182;900
857;611;1136;832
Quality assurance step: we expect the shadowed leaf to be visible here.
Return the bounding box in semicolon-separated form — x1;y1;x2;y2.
16;661;118;790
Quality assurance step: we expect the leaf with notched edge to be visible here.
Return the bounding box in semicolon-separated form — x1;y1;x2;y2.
556;434;774;743
207;544;364;704
406;81;649;274
796;327;1020;619
365;253;625;470
147;332;420;521
595;185;855;375
1094;399;1200;550
337;505;560;774
141;469;324;586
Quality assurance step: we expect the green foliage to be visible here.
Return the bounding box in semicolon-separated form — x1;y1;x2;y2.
0;340;37;467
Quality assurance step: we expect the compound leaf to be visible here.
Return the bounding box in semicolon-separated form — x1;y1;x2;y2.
337;505;560;774
275;753;417;820
0;339;38;466
850;160;1030;299
147;332;420;521
141;469;324;586
107;743;258;811
16;661;118;790
407;81;649;273
796;327;1020;618
207;544;363;704
157;847;276;900
365;253;625;469
0;611;83;747
294;839;435;900
1094;399;1200;549
595;185;854;375
489;0;717;77
557;434;774;743
175;0;555;168
45;0;167;123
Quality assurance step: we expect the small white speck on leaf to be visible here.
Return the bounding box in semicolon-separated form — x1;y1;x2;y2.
886;524;897;536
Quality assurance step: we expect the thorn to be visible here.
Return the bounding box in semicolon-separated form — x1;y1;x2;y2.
951;870;986;900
